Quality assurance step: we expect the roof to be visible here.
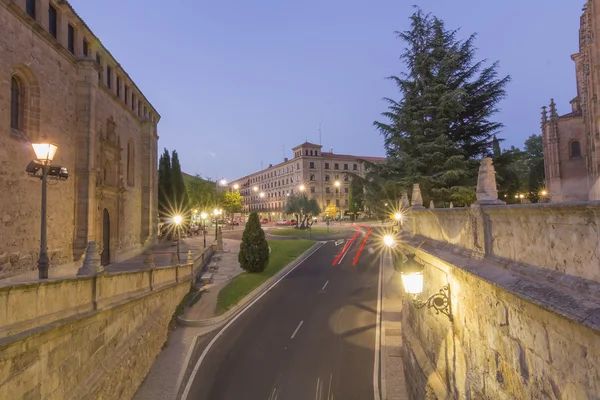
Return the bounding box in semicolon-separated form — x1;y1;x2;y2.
292;141;322;150
558;110;583;119
320;152;386;162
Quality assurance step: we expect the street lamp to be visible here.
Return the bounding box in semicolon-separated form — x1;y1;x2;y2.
253;186;259;192
233;183;239;190
30;142;59;279
173;214;183;264
334;181;342;225
200;212;208;248
299;184;305;192
394;212;403;232
213;208;222;237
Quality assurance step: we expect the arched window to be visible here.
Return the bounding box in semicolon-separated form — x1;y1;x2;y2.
10;76;23;131
570;140;582;158
127;140;135;186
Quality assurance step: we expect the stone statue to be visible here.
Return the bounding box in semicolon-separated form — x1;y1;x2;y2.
474;158;505;205
411;184;425;209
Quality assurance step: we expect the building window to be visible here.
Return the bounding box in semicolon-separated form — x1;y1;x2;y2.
309;162;315;169
106;66;112;88
116;76;121;97
344;164;348;170
336;199;340;207
297;163;300;169
137;100;142;116
124;86;129;105
48;5;57;38
326;199;331;205
83;39;89;56
10;76;23;131
305;150;308;156
325;162;329;169
570;140;582;158
132;94;135;111
67;24;75;54
334;163;339;169
344;187;349;193
353;164;358;171
127;141;135;186
310;174;315;181
326;187;330;194
325;175;330;181
344;175;349;181
26;0;36;19
310;187;315;193
96;54;103;81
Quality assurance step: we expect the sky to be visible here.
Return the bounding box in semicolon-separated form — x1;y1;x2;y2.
69;0;582;181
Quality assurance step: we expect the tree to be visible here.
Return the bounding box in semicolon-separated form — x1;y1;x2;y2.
170;150;189;212
158;148;172;217
285;195;321;228
372;8;510;206
347;178;365;221
220;190;243;220
238;212;270;273
184;173;216;210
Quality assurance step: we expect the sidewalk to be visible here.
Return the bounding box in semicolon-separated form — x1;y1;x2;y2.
381;251;410;400
133;237;243;400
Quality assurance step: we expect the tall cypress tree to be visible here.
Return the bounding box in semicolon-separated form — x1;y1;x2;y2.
158;148;172;217
238;212;270;273
374;8;510;206
170;150;189;211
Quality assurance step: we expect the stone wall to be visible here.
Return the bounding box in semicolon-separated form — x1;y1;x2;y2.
0;262;193;399
400;202;600;399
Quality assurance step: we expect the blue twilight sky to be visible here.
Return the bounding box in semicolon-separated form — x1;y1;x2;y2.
69;0;581;180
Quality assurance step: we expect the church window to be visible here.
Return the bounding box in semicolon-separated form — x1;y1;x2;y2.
570;140;582;158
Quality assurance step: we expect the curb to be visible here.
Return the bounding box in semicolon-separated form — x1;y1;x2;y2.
176;241;325;327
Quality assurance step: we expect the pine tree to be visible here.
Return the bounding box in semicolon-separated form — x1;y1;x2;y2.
158;148;172;217
374;8;510;206
238;212;270;273
170;150;189;211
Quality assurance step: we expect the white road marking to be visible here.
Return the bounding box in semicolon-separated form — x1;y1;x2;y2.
315;377;322;400
337;238;355;264
321;280;329;291
373;254;383;400
180;242;325;400
268;388;277;400
327;374;332;400
290;320;304;339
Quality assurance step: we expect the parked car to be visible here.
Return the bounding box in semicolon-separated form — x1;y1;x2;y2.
276;220;288;226
260;218;270;224
227;219;240;226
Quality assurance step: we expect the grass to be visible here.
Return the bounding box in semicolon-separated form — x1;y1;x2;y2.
272;227;338;236
216;239;315;315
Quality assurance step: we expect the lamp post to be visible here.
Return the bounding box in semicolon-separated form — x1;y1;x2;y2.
173;215;183;264
200;212;208;248
31;143;59;279
334;181;341;225
394;212;402;233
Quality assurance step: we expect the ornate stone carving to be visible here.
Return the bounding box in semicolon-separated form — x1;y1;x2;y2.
77;241;105;276
474;158;505;205
411;184;425;209
401;192;410;209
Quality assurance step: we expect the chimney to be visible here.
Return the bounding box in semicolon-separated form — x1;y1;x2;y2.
284;157;288;162
330;147;333;153
268;164;273;168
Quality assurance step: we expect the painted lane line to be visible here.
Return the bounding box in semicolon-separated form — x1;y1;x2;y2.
327;374;332;400
337;230;361;265
321;280;329;291
353;227;373;266
373;254;383;400
315;377;322;400
180;242;325;400
290;320;304;339
331;230;360;265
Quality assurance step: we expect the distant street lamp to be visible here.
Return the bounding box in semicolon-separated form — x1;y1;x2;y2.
334;181;342;225
253;186;259;192
173;214;183;264
30;143;59;279
394;212;403;232
200;212;208;248
233;183;239;190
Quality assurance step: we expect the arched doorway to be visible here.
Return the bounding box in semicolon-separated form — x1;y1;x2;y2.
101;209;110;266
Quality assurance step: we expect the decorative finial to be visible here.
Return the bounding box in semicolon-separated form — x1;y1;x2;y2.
77;241;105;276
449;202;454;209
474;158;505;205
429;200;435;209
411;184;425;209
549;99;558;120
541;106;548;126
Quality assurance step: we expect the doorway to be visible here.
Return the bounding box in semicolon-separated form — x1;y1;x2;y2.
101;208;110;266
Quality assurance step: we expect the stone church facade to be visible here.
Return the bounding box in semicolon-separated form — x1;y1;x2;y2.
0;0;159;280
542;0;600;202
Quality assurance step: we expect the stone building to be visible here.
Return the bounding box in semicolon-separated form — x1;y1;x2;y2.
0;0;160;280
542;0;600;201
231;142;385;219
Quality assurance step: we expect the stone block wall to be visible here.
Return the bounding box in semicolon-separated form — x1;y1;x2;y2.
399;202;600;399
0;262;193;399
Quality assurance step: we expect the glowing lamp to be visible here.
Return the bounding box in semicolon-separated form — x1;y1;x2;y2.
173;215;183;225
32;143;58;164
401;272;424;295
383;235;395;247
201;212;208;219
394;213;402;221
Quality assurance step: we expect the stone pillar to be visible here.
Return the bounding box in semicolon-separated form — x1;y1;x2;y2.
401;192;410;209
411;184;425;209
449;202;454;209
217;227;224;251
77;242;105;276
474;158;505;205
429;200;435;209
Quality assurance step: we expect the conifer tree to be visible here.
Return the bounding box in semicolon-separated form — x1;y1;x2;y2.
238;212;270;273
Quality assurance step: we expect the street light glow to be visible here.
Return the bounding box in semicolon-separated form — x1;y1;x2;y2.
394;212;402;221
253;186;259;191
200;212;207;219
32;143;58;164
540;190;548;196
259;192;265;198
219;179;227;186
299;185;305;191
233;184;239;190
334;181;340;187
383;235;395;247
173;215;183;225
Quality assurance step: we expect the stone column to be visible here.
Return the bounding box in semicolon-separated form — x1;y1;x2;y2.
401;192;410;209
429;200;435;209
217;227;224;251
411;184;425;209
449;202;454;209
77;242;105;275
474;158;505;205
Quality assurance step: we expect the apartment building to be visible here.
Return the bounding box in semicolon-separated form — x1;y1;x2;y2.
231;142;385;219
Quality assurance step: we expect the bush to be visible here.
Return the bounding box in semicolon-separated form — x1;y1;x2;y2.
238;212;270;273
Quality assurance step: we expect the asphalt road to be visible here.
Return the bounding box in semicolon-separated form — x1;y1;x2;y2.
182;226;382;400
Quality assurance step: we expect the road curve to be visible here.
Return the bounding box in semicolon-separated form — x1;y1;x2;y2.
182;226;382;400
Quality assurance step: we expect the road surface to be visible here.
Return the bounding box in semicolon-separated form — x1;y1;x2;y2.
182;226;382;400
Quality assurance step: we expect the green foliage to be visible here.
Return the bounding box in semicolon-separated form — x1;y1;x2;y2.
238;212;270;273
220;190;243;218
285;195;321;228
158;148;172;217
347;178;365;220
372;8;510;205
170;150;189;212
184;174;217;210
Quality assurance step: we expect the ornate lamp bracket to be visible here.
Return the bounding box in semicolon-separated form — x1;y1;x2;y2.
410;284;453;322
